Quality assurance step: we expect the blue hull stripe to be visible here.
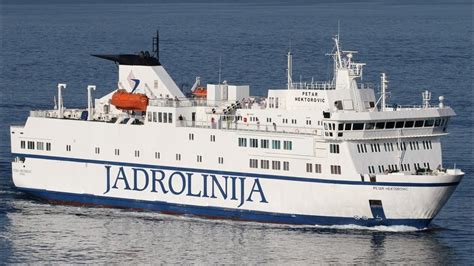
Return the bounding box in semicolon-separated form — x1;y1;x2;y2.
12;153;460;188
18;187;432;228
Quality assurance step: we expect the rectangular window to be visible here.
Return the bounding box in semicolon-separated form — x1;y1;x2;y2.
66;144;71;152
46;142;51;151
315;164;322;173
135;150;140;157
158;112;163;123
376;122;385;129
155;152;160;159
20;140;26;149
395;121;404;128
306;163;313;173
414;120;424;128
153;112;157;122
168;113;173;123
366;123;375;130
148;112;152;122
238;137;247;147
345;123;352;130
261;139;269;149
386;121;395;129
37;142;44;150
330;165;341;175
353;123;364;130
283;141;292;150
249;159;258;168
330;144;340;154
95;147;100;154
163;113;168;123
115;149;120;156
405;121;414;128
272;161;281;170
250;138;258;148
218;157;224;164
197;155;202;162
210;135;216;142
272;140;281;149
261;160;269;169
28;141;35;150
283;161;290;171
176;154;181;161
189;133;194;140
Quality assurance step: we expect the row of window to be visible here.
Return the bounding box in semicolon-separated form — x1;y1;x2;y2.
238;137;293;150
357;140;434;153
306;163;322;173
249;159;290;171
147;112;173;123
20;140;51;151
189;133;216;142
368;162;432;174
326;118;448;132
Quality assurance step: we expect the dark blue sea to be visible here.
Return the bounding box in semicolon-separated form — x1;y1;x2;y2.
0;0;472;264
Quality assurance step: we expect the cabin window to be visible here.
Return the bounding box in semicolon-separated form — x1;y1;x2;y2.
20;141;25;149
197;155;202;163
250;138;258;148
189;133;194;140
338;124;343;131
163;113;168;123
425;120;434;127
249;159;258;168
306;163;313;173
210;135;216;142
395;121;404;128
435;119;441;127
148;112;152;122
66;144;71;152
95;147;100;154
330;144;340;154
155;152;160;159
261;160;269;169
331;165;341;175
135;150;140;157
46;143;51;151
218;157;224;164
315;164;322;173
238;137;247;147
272;161;281;170
115;149;120;156
283;141;292;150
366;123;375;130
345;123;352;130
36;142;44;150
28;141;35;150
168;113;173;123
353;123;364;130
176;154;181;161
415;120;424;127
291;119;297;124
283;161;290;171
272;140;281;149
386;121;395;129
158;112;163;123
261;139;269;149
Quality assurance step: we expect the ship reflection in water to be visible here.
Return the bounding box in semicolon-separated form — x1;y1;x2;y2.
3;197;454;264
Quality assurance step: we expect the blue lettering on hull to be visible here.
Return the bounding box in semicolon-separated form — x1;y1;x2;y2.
104;166;268;208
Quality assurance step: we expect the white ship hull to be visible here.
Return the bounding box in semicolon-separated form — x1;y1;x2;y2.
11;152;461;228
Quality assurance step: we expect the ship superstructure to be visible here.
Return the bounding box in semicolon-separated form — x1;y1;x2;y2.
10;33;464;228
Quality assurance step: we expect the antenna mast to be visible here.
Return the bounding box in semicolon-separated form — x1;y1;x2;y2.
287;48;293;90
153;30;160;61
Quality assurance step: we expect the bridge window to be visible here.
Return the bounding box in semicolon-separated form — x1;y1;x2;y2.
366;123;375;130
435;119;441;127
395;121;404;128
405;121;414;128
385;121;395;129
415;120;424;127
345;123;352;130
376;122;385;129
425;120;434;127
353;123;364;130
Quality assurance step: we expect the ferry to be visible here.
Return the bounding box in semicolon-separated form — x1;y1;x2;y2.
10;33;464;228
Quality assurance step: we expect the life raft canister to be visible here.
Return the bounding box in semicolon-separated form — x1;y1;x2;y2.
111;89;149;112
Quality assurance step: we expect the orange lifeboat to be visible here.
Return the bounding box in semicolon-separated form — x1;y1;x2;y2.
111;89;149;112
192;86;207;98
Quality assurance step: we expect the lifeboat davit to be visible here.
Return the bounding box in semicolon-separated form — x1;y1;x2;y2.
111;89;149;112
192;87;207;98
